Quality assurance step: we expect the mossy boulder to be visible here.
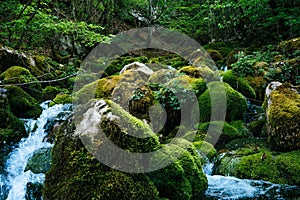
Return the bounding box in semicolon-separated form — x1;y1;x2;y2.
148;141;208;200
193;140;216;160
214;148;300;185
42;86;61;101
49;93;72;107
198;82;247;122
43;131;159;200
148;69;178;84
0;66;42;102
245;76;268;101
25;147;52;174
0;108;26;146
197;121;249;146
73;75;121;104
179;66;216;81
5;86;42;118
221;70;256;99
277;37;300;56
207;50;224;67
266;84;300;151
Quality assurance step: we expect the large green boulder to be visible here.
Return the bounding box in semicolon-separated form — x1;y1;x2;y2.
198;82;247;122
5;86;42;118
0;66;42;102
25;147;52;174
0;108;26;146
266;84;300;151
221;70;256;99
214;148;300;186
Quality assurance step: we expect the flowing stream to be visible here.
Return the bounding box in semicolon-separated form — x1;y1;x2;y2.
0;101;71;200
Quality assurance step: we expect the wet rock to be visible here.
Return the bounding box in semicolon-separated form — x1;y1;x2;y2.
25;147;52;174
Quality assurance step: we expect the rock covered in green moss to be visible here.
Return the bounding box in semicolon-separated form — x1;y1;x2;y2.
277;37;300;56
43;130;160;200
49;93;72;107
0;66;42;102
179;65;216;80
0;108;26;146
197;121;249;146
266;83;300;151
25;147;52;174
148;141;208;200
213;147;300;185
193;140;216;160
198;82;247;122
42;86;61;101
5;86;42;118
221;70;256;99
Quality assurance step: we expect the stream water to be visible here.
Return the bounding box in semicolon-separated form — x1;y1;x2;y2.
0;102;299;199
0;101;71;200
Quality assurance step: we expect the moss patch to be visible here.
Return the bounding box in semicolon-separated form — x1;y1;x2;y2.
5;86;42;118
0;66;43;102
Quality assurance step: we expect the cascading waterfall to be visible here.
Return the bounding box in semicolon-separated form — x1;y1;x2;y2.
202;155;300;199
1;101;71;200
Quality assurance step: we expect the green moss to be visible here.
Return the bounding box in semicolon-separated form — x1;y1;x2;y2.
198;82;247;122
73;75;121;104
267;85;300;151
99;100;160;153
148;69;179;84
179;66;216;81
0;108;26;145
277;37;300;57
149;142;207;200
5;86;42;118
42;86;61;101
225;138;269;151
214;145;300;185
245;76;268;101
247;117;267;137
221;70;256;99
49;93;72;107
197;121;247;146
193;140;216;160
0;66;43;102
207;50;224;67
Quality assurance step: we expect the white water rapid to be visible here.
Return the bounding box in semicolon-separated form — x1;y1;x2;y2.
2;101;71;200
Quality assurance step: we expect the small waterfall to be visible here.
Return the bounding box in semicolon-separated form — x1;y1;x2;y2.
202;155;300;199
1;101;71;200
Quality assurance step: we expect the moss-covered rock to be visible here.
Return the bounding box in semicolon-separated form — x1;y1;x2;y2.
43;133;159;200
73;75;121;104
179;66;216;81
197;121;248;146
193;140;216;160
247;116;267;137
148;69;179;84
245;76;268;102
25;147;52;174
0;108;26;146
198;82;247;122
277;37;300;56
207;50;224;67
49;93;72;107
266;84;300;151
148;141;207;200
42;86;61;101
221;70;256;99
0;66;43;102
5;86;42;118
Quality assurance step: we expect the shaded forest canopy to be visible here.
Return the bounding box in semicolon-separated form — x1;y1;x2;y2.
0;0;299;60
